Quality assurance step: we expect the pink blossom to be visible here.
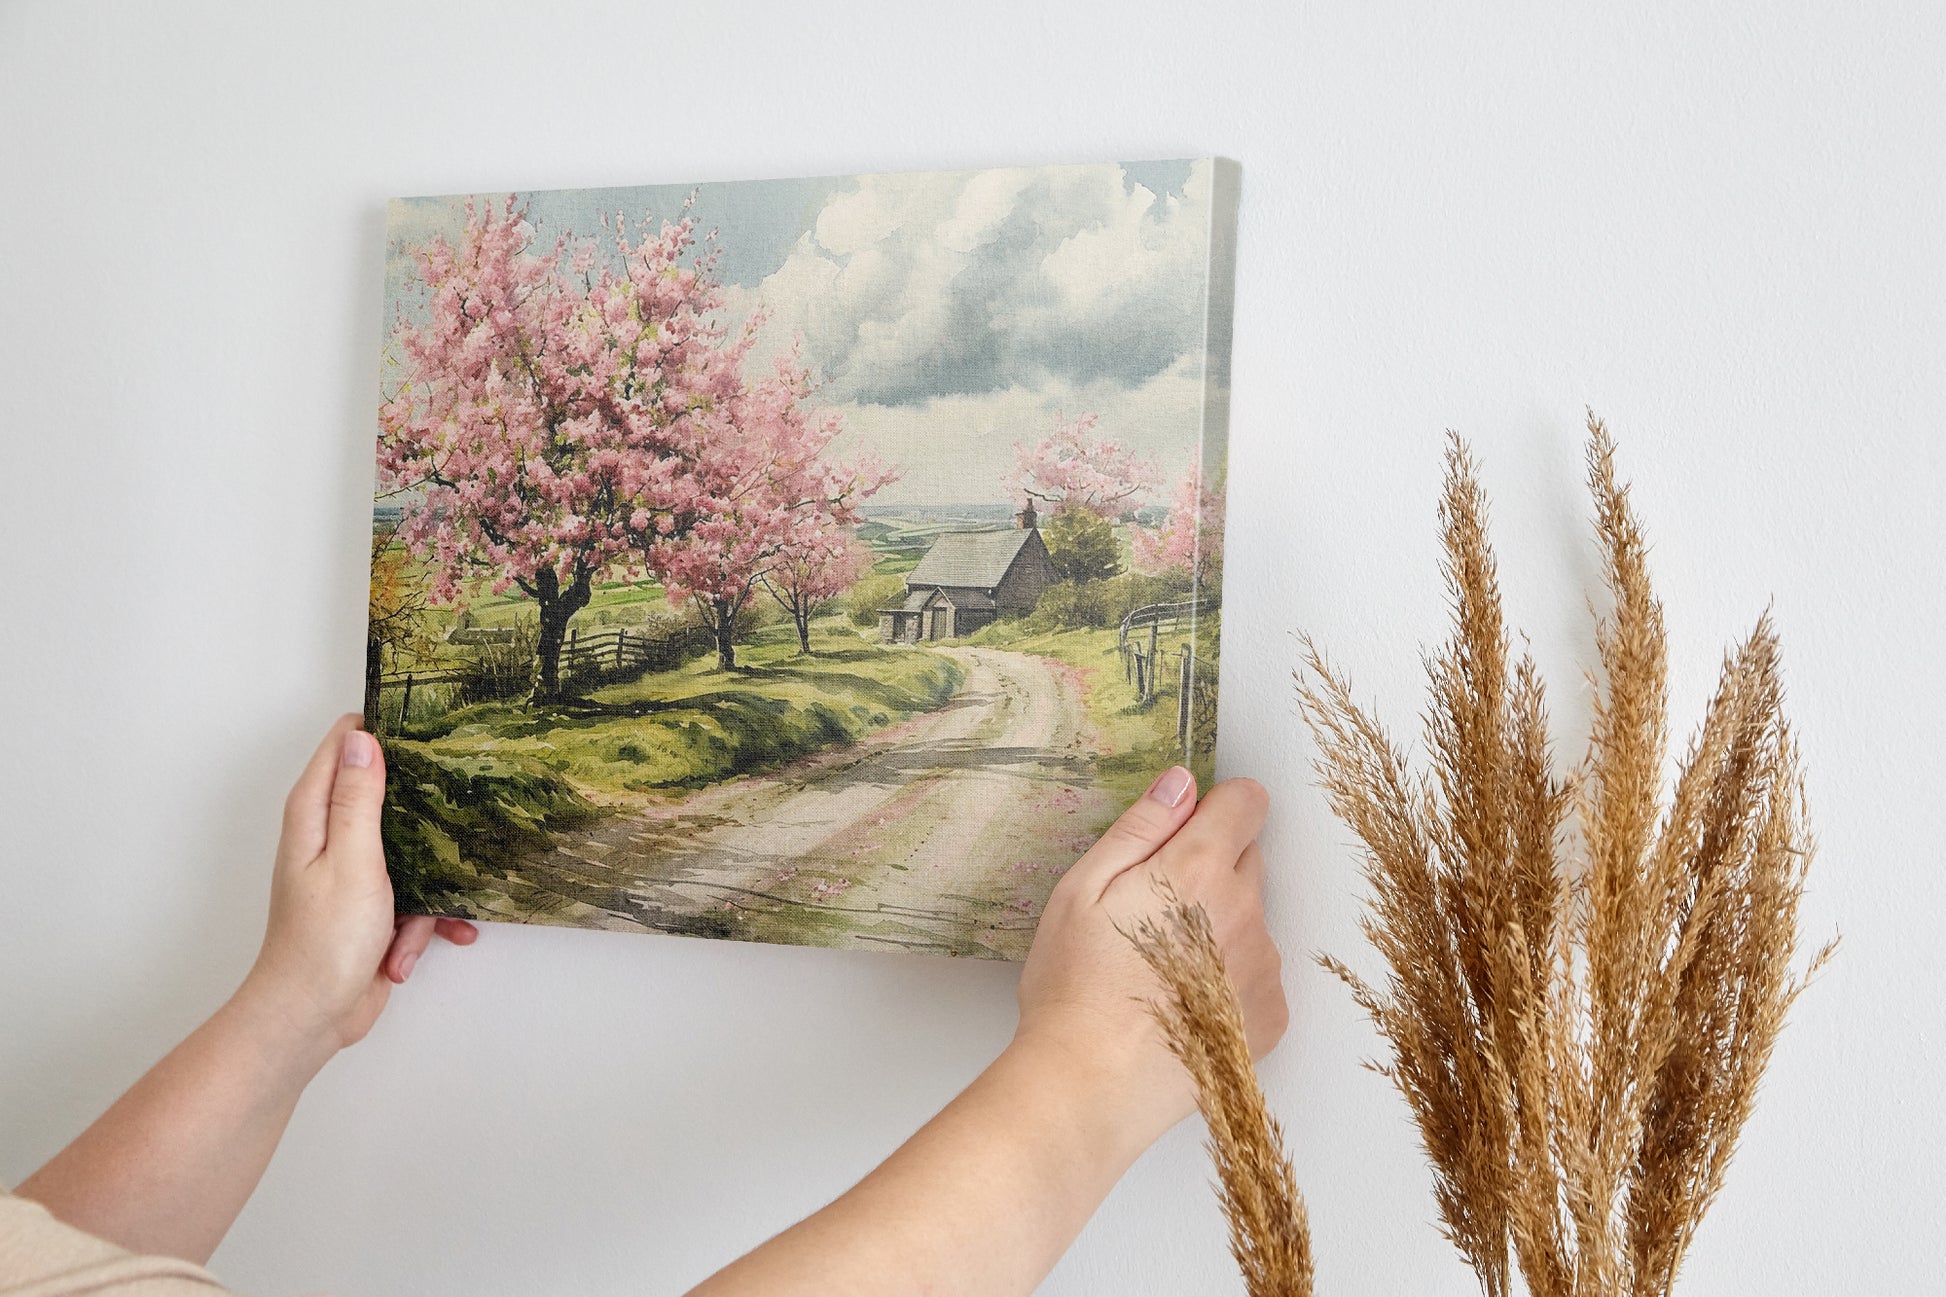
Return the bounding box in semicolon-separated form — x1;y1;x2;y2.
379;195;747;624
660;348;895;665
1132;461;1226;585
1004;412;1161;520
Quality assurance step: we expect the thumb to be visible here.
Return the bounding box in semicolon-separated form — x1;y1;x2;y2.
323;729;387;860
1065;766;1197;901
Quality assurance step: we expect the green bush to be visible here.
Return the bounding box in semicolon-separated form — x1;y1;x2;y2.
847;573;907;627
1099;570;1194;621
734;593;785;635
1027;580;1114;629
1043;508;1122;582
1023;571;1197;632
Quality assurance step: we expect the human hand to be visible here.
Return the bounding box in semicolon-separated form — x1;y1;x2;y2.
1012;770;1285;1148
687;771;1280;1297
237;714;476;1063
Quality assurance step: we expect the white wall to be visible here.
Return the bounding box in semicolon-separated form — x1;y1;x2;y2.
2;1;1939;1291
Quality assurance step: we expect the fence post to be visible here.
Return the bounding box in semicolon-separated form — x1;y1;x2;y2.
398;672;414;730
1178;648;1193;749
1147;621;1159;702
1132;649;1145;699
616;627;627;668
568;628;579;673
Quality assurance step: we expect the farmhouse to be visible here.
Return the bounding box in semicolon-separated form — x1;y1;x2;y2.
879;508;1058;642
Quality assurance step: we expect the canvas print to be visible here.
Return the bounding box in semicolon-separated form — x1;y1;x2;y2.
367;159;1238;959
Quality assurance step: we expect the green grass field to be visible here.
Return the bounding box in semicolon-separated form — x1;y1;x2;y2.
458;574;674;628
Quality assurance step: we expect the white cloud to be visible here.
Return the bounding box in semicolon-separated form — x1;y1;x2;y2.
726;159;1220;406
827;352;1218;506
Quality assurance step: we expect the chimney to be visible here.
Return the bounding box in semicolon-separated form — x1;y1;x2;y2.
1016;500;1038;530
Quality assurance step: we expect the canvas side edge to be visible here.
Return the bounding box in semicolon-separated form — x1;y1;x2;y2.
1188;158;1240;785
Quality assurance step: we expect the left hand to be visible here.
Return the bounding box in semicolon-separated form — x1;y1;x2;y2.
239;714;476;1058
13;715;479;1263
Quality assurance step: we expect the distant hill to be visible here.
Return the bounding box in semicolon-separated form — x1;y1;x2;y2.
852;504;1017;557
859;502;1015;525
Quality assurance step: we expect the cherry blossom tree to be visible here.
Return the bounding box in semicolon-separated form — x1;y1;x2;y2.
652;356;892;670
377;196;745;700
1005;411;1160;519
764;528;873;655
1133;461;1227;587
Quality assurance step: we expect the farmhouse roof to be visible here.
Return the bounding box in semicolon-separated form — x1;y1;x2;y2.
886;585;999;614
934;587;998;610
906;529;1035;590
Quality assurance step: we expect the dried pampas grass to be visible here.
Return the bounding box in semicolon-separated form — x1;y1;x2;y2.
1295;413;1835;1297
1129;889;1315;1297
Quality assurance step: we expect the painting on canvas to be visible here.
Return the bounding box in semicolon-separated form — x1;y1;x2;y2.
368;159;1238;959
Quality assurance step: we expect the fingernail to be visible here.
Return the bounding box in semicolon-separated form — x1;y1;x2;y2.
1146;766;1192;808
341;731;373;768
398;950;419;980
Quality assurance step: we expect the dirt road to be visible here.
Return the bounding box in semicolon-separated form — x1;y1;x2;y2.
459;647;1118;959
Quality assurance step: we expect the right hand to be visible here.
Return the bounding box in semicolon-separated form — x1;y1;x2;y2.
1013;770;1286;1145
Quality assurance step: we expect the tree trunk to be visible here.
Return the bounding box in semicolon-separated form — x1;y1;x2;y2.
532;568;593;702
795;607;812;655
714;597;738;670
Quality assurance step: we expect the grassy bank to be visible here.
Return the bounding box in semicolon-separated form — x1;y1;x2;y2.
412;617;962;796
381;745;603;910
384;616;963;905
968;613;1220;801
400;617;960;792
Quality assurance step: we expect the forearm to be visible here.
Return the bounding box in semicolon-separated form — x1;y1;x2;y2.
692;1031;1172;1297
16;978;334;1264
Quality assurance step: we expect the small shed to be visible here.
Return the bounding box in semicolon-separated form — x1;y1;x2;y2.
879;520;1057;642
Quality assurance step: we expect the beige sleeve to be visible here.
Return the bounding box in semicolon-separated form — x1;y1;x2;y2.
0;1191;231;1296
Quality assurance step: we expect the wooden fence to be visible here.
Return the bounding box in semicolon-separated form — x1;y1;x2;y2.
1117;596;1216;650
372;622;713;729
559;625;713;679
1120;636;1219;753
